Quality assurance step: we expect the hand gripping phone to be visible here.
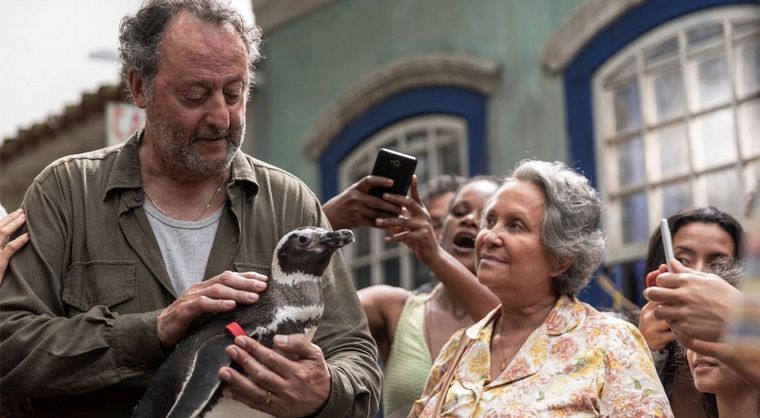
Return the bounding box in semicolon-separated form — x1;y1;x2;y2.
368;148;417;199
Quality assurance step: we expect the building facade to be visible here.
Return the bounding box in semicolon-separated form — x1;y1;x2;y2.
1;0;757;309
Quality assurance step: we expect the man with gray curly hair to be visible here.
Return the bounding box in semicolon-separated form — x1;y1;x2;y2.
0;1;380;417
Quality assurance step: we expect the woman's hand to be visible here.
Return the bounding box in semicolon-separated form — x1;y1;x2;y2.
639;266;674;351
638;301;675;351
1;209;30;283
322;175;402;230
377;176;499;321
375;176;441;264
645;259;741;342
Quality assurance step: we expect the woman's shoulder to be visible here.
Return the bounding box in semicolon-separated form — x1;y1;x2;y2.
358;284;411;303
432;327;469;365
358;285;412;317
579;301;636;327
578;301;649;349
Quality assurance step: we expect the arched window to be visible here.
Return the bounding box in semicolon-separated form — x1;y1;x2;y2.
548;0;758;308
306;53;498;290
340;115;468;290
593;7;759;261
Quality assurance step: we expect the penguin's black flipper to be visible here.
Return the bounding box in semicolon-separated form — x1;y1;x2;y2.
131;329;232;418
163;333;233;418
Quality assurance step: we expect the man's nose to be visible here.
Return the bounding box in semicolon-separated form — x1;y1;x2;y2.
205;92;231;130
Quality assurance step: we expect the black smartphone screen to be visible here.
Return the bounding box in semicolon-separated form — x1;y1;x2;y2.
368;148;417;198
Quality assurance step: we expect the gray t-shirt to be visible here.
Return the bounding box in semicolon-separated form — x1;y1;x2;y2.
144;202;223;295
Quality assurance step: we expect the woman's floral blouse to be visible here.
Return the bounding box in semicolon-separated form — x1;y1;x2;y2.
409;296;673;417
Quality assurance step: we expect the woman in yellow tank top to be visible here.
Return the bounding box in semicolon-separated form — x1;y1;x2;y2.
360;176;502;417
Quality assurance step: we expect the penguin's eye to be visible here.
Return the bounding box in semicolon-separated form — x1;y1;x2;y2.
298;235;308;244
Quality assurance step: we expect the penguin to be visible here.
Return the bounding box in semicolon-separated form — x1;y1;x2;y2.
132;227;355;418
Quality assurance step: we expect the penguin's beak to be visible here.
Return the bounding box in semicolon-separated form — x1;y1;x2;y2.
320;229;355;248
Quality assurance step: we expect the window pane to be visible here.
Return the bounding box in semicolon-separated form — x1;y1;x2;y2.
686;22;724;49
606;56;637;82
437;140;462;177
342;154;371;189
350;170;366;184
703;169;742;219
355;227;371;256
413;257;433;289
653;70;686;121
354;265;371;290
654;124;690;179
736;38;760;97
348;156;371;180
645;37;679;67
383;257;400;287
746;162;760;203
620;192;649;243
383;138;399;151
733;19;760;37
384;236;400;251
695;55;731;109
414;151;430;186
614;82;642;132
738;99;760;158
691;109;737;170
436;127;458;141
662;181;692;217
406;130;428;150
617;136;646;187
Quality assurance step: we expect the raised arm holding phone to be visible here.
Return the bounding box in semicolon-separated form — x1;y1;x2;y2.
366;175;501;417
323;148;416;230
323;149;501;417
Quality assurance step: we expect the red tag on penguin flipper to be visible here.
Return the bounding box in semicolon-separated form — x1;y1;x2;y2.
225;322;246;338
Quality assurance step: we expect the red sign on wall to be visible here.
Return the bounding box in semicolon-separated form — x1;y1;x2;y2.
106;102;144;146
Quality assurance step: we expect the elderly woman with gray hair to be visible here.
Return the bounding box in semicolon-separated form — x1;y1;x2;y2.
409;160;673;417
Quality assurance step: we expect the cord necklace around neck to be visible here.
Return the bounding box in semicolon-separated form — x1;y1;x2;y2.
145;172;229;221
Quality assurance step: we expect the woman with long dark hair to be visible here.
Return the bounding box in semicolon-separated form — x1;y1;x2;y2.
638;207;744;417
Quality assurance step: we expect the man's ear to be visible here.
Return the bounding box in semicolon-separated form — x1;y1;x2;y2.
128;69;148;109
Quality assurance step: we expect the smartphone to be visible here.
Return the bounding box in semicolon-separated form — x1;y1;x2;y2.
660;218;675;273
367;148;417;199
646;219;675;288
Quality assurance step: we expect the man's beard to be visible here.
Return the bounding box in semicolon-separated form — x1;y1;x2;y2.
149;118;244;178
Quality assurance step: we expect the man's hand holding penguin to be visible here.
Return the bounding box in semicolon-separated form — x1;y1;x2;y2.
219;334;331;417
157;271;269;348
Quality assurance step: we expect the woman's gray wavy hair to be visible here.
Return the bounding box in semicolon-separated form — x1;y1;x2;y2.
510;159;606;297
119;0;262;100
